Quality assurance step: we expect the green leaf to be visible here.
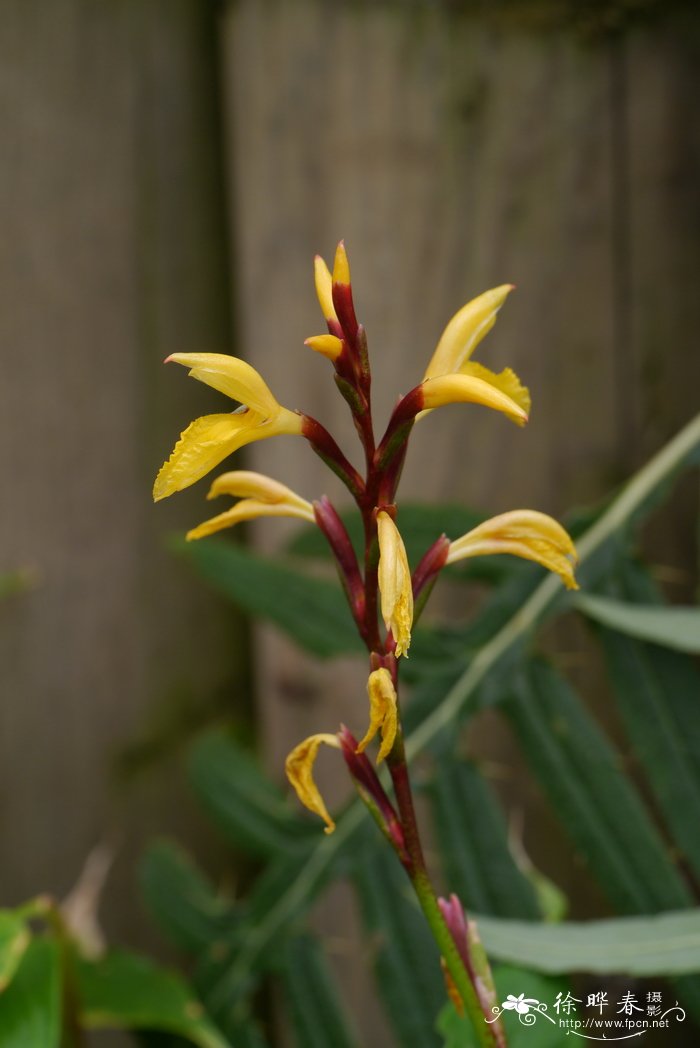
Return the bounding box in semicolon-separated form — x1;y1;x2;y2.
590;561;700;881
437;965;568;1048
278;935;358;1048
353;848;444;1048
76;950;230;1048
0;937;60;1048
188;731;317;857
429;759;540;920
174;537;362;658
0;910;31;992
139;841;235;954
502;659;692;914
573;591;700;653
473;910;700;976
407;413;700;758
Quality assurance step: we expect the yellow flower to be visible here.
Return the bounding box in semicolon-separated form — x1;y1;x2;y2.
285;733;340;834
447;510;579;589
153;353;302;501
314;255;338;324
186;471;315;540
419;285;530;424
377;512;413;657
304;334;343;361
356;668;398;764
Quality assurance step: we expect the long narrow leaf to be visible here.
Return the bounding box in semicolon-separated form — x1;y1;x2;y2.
503;659;692;914
473;909;700;976
188;731;317;856
574;591;700;653
174;538;362;658
353;848;444;1048
591;561;700;880
430;759;540;919
279;935;358;1048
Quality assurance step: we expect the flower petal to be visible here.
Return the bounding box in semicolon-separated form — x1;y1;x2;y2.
424;285;514;380
206;470;313;514
459;362;531;417
187;498;315;541
304;334;343;361
447;510;578;589
285;733;340;834
314;255;338;323
356;668;398;764
332;240;351;286
377;512;414;657
420;374;528;426
166;353;281;418
153;412;261;502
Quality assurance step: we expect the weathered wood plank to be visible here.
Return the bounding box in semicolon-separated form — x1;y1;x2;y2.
0;0;238;959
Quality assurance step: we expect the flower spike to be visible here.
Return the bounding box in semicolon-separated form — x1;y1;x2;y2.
377;512;413;657
447;509;579;589
285;733;341;834
357;668;399;764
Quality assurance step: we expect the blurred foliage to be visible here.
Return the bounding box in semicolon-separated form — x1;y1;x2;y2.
4;416;698;1046
135;416;700;1046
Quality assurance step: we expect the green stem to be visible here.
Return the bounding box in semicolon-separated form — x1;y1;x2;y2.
387;727;500;1047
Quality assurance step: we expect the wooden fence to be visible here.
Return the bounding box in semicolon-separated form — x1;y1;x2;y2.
0;0;698;1039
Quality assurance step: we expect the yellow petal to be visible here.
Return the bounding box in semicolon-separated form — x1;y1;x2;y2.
285;733;340;834
424;285;514;380
206;470;313;515
459;361;531;417
332;240;351;286
304;334;343;361
377;512;414;657
420;374;528;427
356;668;398;764
447;510;579;589
153;412;261;502
314;255;338;323
187;498;315;541
166;353;281;418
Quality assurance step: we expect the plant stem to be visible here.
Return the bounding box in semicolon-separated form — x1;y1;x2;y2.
387;725;501;1048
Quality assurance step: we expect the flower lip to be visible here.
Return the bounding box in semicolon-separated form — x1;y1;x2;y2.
285;732;341;834
421;374;529;426
356;668;398;764
447;509;578;589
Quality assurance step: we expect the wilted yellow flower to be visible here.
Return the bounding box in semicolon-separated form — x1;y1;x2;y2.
419;285;530;424
153;353;302;501
377;512;413;657
447;510;579;590
285;733;340;834
356;668;398;764
186;471;315;541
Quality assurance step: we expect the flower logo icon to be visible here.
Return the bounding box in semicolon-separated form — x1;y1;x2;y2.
502;993;540;1015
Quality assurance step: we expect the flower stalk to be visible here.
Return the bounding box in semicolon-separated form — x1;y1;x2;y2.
154;242;580;1046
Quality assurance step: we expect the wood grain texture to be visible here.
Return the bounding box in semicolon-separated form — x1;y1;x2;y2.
0;0;240;960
